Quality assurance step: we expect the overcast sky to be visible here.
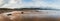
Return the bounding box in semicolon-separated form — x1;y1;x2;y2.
0;0;60;9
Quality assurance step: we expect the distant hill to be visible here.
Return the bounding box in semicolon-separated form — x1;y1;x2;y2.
0;8;59;14
14;8;56;10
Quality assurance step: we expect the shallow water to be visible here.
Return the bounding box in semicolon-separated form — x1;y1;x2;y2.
19;10;60;18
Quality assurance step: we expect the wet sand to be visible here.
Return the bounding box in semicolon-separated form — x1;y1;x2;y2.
0;10;60;21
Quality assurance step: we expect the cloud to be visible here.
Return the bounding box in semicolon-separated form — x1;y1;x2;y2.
31;0;60;9
0;0;60;9
21;0;60;9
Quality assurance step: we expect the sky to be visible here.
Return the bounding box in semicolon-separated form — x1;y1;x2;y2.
0;0;60;9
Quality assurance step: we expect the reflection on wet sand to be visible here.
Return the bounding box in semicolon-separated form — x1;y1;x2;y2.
0;8;59;21
1;10;58;21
